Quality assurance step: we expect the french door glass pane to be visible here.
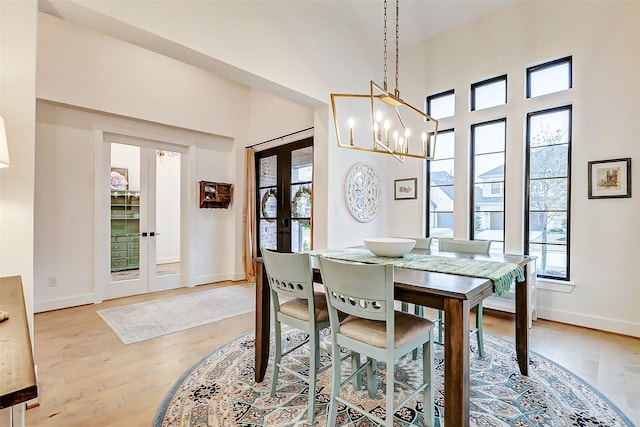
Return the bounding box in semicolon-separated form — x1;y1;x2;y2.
155;149;181;277
111;143;141;282
259;219;277;251
290;146;312;252
291;219;311;252
259;154;278;251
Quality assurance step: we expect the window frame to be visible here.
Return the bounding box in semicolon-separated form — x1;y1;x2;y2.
526;56;572;99
426;89;455;119
524;105;572;280
470;74;507;111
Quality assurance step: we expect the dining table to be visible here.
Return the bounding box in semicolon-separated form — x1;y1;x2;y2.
254;247;534;427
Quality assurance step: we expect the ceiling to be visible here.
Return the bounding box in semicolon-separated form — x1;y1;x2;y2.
37;0;518;106
39;0;518;51
319;0;517;50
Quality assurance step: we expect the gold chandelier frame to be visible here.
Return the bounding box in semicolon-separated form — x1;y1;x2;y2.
330;0;438;163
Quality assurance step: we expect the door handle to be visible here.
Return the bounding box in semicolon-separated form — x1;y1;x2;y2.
141;232;148;237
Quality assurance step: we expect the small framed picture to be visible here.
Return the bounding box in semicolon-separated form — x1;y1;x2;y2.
588;158;631;199
394;178;417;200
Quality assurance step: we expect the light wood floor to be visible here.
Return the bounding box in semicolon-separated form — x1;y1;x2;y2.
24;281;640;426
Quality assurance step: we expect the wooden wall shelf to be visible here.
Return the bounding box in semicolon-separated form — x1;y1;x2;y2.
199;181;233;209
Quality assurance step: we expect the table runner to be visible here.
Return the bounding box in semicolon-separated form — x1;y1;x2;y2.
310;247;524;296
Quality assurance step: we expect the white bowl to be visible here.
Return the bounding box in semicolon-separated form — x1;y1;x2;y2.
364;237;416;257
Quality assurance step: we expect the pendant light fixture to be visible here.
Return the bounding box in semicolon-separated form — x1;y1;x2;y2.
330;0;438;163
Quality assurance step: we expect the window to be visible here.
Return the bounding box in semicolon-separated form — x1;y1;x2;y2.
525;106;571;279
471;75;507;111
427;89;455;119
470;119;506;253
527;56;572;98
427;129;455;241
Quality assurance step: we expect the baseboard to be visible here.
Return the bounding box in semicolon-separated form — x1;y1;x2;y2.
537;306;640;338
192;273;235;286
231;272;247;281
35;293;95;313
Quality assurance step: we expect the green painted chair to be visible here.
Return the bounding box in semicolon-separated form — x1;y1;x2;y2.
318;256;435;427
437;238;492;358
261;248;331;424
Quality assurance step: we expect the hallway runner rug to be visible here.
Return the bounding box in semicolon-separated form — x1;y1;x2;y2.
97;284;255;344
153;326;635;426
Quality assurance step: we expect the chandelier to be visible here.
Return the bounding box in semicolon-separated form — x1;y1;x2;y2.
330;0;438;163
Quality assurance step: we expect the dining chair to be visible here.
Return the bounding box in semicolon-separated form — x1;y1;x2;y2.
318;256;435;427
261;248;331;423
437;238;491;358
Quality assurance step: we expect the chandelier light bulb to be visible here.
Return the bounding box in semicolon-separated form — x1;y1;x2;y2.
348;118;355;145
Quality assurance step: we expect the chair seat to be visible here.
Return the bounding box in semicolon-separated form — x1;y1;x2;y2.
279;291;329;322
340;311;435;349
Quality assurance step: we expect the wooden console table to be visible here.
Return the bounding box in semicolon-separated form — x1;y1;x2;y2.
0;276;38;426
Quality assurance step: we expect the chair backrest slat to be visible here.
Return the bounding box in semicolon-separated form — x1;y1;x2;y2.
438;238;491;254
394;236;432;249
318;257;393;322
262;249;314;300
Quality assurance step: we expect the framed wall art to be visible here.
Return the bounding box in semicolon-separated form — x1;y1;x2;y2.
394;178;417;200
588;158;631;199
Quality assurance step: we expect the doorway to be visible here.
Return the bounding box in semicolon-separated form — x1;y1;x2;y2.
105;135;185;299
256;138;313;255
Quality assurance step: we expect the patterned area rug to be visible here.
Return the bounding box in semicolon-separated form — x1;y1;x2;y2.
154;327;635;426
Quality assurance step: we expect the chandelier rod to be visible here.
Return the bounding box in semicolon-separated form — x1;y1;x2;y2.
383;0;388;92
394;0;400;97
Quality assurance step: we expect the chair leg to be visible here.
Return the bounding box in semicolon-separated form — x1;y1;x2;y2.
476;302;485;358
422;334;434;427
437;310;444;343
412;305;424;360
367;358;377;399
351;352;362;390
385;358;394;427
328;339;342;427
270;320;282;397
306;328;319;423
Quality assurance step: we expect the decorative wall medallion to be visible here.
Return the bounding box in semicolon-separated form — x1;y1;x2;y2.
344;162;381;222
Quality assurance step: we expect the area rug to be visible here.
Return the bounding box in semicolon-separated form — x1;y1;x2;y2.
153;327;635;427
97;284;255;344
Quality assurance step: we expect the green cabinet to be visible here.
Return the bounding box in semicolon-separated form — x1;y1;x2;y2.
111;190;140;271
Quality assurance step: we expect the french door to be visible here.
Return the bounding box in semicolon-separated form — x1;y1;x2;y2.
256;138;313;255
105;136;184;299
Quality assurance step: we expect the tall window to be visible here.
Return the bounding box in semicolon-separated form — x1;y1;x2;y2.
526;106;571;279
470;119;506;253
427;129;455;240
